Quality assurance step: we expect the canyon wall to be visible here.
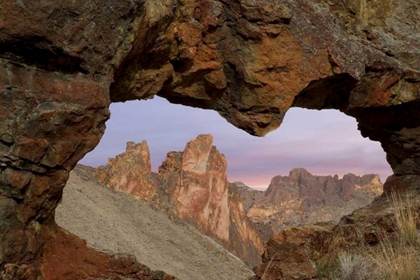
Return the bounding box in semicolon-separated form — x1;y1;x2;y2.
1;0;420;277
97;134;264;267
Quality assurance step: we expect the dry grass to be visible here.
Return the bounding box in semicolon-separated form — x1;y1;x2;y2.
261;254;281;280
315;253;340;279
367;235;418;280
390;192;419;247
317;192;420;280
337;253;372;280
366;192;420;280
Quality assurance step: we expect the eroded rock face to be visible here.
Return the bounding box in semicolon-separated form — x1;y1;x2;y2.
253;224;334;280
97;135;264;267
97;141;158;203
244;168;383;241
111;0;420;181
39;224;177;280
253;192;420;280
0;0;145;276
1;0;420;277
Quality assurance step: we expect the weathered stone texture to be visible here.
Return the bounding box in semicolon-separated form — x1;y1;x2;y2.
244;168;383;241
253;192;420;280
1;0;420;277
0;0;145;277
97;135;264;267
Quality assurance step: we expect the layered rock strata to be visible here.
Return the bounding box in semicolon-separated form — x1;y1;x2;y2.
1;0;420;277
97;134;264;267
242;168;383;240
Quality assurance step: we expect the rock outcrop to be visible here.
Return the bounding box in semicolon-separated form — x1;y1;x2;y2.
97;135;264;267
39;225;177;280
97;141;158;204
1;0;420;277
243;168;383;240
254;224;334;280
253;191;420;280
56;165;256;280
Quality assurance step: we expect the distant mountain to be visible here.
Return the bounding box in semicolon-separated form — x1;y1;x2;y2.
233;182;265;212
95;134;264;268
237;168;383;241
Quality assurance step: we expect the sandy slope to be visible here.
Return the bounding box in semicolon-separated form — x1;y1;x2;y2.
56;166;255;280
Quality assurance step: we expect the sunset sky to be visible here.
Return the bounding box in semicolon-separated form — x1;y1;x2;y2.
81;97;392;189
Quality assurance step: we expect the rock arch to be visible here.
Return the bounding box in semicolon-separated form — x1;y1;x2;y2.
0;0;419;278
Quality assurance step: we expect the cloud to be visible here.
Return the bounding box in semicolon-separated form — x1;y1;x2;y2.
81;97;392;189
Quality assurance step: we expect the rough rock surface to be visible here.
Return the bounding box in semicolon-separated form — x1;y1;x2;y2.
1;0;420;277
97;141;158;204
39;225;177;280
253;191;420;280
97;135;264;267
56;165;255;280
254;224;334;280
234;182;265;212
245;168;383;241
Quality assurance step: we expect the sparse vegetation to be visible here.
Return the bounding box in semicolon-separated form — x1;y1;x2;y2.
316;192;420;280
315;253;340;279
336;253;372;280
390;192;419;247
368;233;418;280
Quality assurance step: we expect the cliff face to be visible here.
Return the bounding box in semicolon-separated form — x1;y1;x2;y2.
242;168;383;241
1;0;420;277
97;141;158;204
97;135;264;268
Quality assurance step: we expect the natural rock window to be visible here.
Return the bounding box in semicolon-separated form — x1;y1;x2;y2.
82;97;391;188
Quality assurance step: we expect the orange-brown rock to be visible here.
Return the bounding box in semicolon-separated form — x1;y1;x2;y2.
0;1;144;277
245;168;383;241
254;224;334;280
2;0;420;277
97;141;158;203
3;221;177;280
253;191;420;280
97;135;264;267
39;223;176;280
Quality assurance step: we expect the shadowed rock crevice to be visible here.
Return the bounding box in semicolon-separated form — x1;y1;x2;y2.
292;73;357;110
0;37;87;74
348;100;420;177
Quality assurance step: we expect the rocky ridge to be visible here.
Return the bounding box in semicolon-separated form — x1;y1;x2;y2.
96;134;264;268
1;0;420;277
241;168;383;241
55;165;255;280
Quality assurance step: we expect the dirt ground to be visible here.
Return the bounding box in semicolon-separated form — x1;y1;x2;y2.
56;166;255;280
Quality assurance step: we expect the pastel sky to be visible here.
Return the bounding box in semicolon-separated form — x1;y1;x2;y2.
81;97;392;189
